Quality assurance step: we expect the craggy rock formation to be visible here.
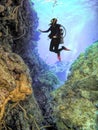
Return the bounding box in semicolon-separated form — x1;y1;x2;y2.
52;41;98;130
8;0;58;128
0;45;43;130
0;0;58;129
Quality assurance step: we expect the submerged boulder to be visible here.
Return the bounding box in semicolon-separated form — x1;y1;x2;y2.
52;41;98;130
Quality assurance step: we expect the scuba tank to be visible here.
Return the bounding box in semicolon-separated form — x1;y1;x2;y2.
59;25;66;44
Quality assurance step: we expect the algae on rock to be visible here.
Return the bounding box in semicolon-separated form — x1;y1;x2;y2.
0;45;43;130
52;41;98;130
0;0;58;129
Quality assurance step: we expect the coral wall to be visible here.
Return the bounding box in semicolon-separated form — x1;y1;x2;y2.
52;41;98;130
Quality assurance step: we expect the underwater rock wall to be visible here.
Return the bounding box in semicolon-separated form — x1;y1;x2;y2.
9;0;59;128
52;41;98;130
0;0;43;130
0;45;43;129
0;0;59;129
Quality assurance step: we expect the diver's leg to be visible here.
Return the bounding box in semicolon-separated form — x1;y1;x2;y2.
54;43;59;53
53;39;62;61
62;46;70;51
49;39;55;52
57;51;61;61
54;43;61;61
57;46;70;52
58;47;63;52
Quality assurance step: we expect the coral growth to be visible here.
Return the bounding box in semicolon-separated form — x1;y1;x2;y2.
0;5;5;13
0;45;32;122
0;0;59;129
0;45;43;130
52;41;98;130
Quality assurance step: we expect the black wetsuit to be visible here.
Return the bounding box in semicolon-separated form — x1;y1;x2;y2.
41;24;63;54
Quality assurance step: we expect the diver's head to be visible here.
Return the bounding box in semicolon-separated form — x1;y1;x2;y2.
50;18;57;25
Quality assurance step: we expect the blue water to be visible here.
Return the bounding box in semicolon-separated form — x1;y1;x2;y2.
31;0;98;65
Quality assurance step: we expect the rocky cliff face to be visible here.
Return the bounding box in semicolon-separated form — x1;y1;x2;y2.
8;0;58;128
0;0;58;129
0;45;43;130
52;41;98;130
0;0;45;128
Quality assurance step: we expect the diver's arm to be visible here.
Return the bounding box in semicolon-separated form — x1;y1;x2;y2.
39;28;50;33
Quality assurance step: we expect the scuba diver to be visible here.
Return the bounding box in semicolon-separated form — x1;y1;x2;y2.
39;18;70;61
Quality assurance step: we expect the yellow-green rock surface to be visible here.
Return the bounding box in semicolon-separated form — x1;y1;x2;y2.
52;41;98;130
0;45;43;130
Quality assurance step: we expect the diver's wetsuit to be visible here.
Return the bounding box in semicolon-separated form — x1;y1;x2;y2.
41;23;63;54
40;19;70;61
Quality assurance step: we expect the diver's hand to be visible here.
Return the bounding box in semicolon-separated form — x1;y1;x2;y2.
38;29;43;32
